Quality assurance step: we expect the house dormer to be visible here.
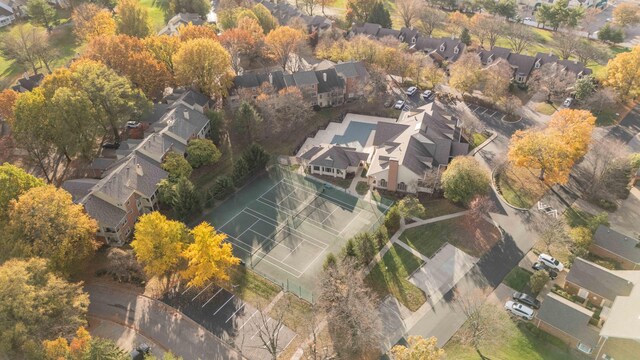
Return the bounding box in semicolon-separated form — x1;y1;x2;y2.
454;46;459;54
439;43;445;52
399;34;405;41
411;36;417;44
535;59;541;68
487;54;494;64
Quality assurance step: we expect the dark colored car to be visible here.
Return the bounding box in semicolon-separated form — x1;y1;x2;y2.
101;142;120;149
130;343;150;360
512;291;541;309
532;262;558;280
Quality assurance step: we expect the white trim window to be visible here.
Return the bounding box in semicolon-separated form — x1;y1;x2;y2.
577;342;592;354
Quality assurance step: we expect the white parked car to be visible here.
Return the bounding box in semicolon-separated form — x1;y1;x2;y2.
405;86;418;96
538;253;564;272
394;100;406;110
563;98;573;107
505;300;534;320
422;90;433;100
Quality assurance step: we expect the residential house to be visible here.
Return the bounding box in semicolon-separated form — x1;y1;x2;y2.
229;61;369;108
296;102;469;193
62;90;211;245
590;225;640;270
1;0;27;18
479;47;592;84
350;23;466;63
163;87;213;113
300;145;368;179
0;1;14;27
11;73;44;92
256;0;331;34
536;257;640;358
315;68;344;107
158;13;204;36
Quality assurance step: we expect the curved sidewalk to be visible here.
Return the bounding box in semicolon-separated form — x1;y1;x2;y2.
86;283;244;360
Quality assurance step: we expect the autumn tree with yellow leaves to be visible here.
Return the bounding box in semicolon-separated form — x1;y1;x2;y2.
72;3;116;42
181;223;240;288
390;336;445;360
508;109;596;184
173;38;235;98
4;185;98;274
264;26;307;72
604;45;640;101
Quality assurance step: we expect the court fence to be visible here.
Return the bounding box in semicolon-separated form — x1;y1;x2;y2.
245;265;315;304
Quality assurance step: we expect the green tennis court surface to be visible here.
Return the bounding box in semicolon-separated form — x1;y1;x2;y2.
205;166;391;301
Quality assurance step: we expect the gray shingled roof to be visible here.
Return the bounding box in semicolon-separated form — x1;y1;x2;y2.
537;293;600;347
62;178;99;202
316;68;343;94
309;146;368;169
0;2;13;17
334;61;368;79
566;258;634;300
373;122;409;146
84;195;127;228
292;70;318;86
508;53;536;77
160;104;209;143
376;28;400;39
593;225;640;264
177;89;210;107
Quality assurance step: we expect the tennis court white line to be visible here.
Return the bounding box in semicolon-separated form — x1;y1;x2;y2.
225;234;304;278
216;179;285;232
280;178;373;215
298;247;326;275
244;207;328;248
321;205;341;224
282;333;298;353
213;294;235;316
248;229;297;252
202;287;223;308
257;198;341;237
225;303;246;323
339;209;363;237
233;218;261;242
192;282;214;301
238;310;258;330
281;192;336;218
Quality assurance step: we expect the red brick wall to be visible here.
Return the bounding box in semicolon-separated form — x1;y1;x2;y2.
589;244;638;270
536;320;580;348
388;160;399;191
565;281;607;306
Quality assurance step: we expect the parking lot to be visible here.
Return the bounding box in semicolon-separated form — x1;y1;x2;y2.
163;284;297;360
466;103;522;123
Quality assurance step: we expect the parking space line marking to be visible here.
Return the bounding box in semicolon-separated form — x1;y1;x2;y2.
181;285;192;295
202;287;223;308
282;334;298;353
225;303;246;323
192;282;214;301
488;111;497;117
251;318;271;339
238;310;258;330
481;108;489;115
213;294;235;316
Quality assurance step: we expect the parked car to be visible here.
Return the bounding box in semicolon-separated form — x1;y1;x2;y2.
394;100;406;110
563;98;573;107
130;344;150;360
422;90;434;100
538;253;564;272
504;300;534;320
126;121;141;128
405;86;418;96
524;17;532;21
532;262;558;279
512;291;541;309
102;142;120;149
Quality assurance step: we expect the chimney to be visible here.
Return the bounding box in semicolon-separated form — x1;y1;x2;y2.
136;163;144;176
269;72;273;85
323;72;327;82
183;110;189;120
23;72;29;80
387;159;399;192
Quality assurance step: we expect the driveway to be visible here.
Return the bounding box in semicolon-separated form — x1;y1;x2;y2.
606;102;640;143
88;317;165;358
609;186;640;237
86;283;244;360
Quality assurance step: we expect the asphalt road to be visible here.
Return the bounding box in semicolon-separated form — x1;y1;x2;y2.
86;283;244;360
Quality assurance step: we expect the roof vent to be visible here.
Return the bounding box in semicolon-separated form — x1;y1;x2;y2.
183;110;189;120
323;72;327;82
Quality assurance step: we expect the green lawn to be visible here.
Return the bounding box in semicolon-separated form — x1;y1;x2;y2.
469;132;489;149
366;244;426;311
595;109;617;126
356;181;369;195
399;217;501;258
418;198;465;220
229;266;281;308
533;102;558;116
496;165;548;209
503;267;533;292
444;322;575;360
139;0;170;32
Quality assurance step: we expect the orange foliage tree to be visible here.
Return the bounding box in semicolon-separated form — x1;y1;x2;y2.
0;89;18;122
264;26;307;71
173;38;234;98
178;23;218;42
72;4;116;42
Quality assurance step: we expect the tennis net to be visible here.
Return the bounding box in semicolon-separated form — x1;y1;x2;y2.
291;187;324;229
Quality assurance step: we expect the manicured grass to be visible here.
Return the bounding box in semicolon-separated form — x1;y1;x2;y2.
229;266;281;308
564;207;595;228
356;181;369;195
269;293;313;333
503;267;533;292
444;322;575;360
418;198;465;220
595;109;617;126
313;174;353;189
366;244;427;311
496;165;548;209
469;132;489;149
400;217;501;258
533;102;557;116
139;0;170;32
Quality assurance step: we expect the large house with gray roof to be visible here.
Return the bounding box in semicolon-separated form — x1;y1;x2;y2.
350;23;466;63
297;102;469;193
62;89;211;246
479;47;593;84
229;61;367;108
535;257;640;358
590;225;640;270
158;13;204;36
256;0;331;34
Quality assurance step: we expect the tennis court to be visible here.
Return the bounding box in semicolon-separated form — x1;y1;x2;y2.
206;167;391;301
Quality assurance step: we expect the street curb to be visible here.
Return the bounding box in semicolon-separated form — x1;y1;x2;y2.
491;163;530;212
